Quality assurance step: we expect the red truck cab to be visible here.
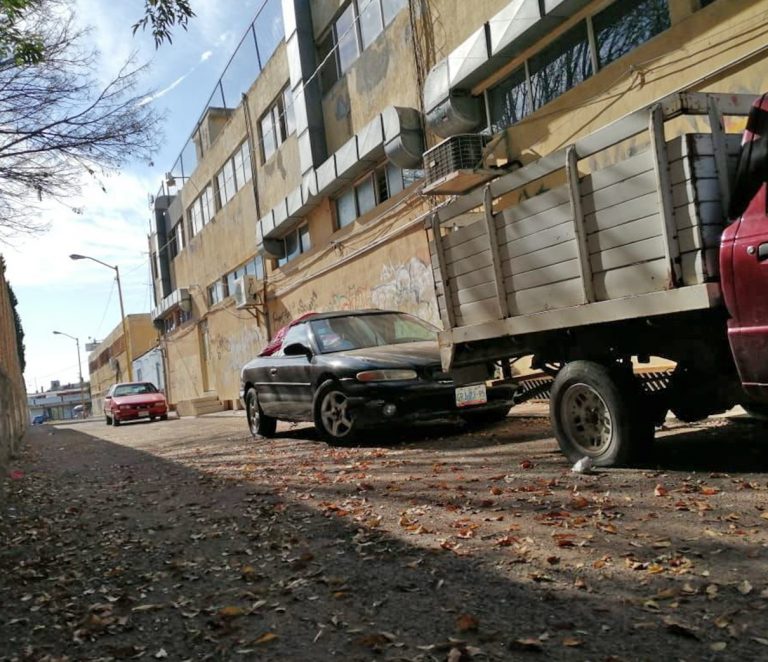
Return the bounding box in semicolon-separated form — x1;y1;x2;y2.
720;93;768;401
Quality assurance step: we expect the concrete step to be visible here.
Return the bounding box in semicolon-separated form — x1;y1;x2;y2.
176;394;226;418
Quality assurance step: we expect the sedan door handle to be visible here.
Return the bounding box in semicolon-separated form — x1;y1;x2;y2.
758;243;768;261
269;368;278;376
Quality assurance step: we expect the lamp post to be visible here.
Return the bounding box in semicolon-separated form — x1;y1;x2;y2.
52;330;87;418
69;253;132;380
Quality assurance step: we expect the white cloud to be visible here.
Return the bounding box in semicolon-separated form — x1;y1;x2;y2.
200;50;213;62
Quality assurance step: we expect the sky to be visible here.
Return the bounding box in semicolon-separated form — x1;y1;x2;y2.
3;0;265;393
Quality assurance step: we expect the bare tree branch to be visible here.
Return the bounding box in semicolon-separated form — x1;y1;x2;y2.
0;0;164;242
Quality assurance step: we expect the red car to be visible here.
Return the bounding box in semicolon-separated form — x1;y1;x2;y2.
104;382;168;426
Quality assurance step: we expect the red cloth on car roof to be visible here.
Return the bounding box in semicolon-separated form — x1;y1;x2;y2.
258;311;316;356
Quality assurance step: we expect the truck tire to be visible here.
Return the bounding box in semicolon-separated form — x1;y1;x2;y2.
550;361;639;467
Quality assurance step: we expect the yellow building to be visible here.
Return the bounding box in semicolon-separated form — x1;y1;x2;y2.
149;0;767;410
87;314;159;416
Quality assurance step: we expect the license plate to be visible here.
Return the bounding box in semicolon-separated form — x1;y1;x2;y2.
138;411;150;417
455;383;487;408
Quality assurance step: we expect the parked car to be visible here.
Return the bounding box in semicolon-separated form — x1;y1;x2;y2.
240;310;516;441
104;382;168;426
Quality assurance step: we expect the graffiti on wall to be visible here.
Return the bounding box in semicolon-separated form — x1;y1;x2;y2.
271;256;439;329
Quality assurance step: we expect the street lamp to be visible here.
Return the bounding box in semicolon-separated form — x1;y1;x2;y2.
52;330;87;417
69;253;132;380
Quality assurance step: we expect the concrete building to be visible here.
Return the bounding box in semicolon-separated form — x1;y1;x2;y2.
149;0;767;410
27;382;91;421
87;314;159;416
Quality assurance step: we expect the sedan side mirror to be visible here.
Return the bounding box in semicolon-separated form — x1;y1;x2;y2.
283;342;312;360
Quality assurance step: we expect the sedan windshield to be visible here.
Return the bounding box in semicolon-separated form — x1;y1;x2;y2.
113;383;158;397
311;313;437;353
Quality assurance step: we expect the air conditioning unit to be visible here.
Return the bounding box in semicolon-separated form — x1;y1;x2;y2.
423;134;496;195
233;274;263;310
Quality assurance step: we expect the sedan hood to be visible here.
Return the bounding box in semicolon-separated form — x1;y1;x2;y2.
111;393;166;406
337;341;441;368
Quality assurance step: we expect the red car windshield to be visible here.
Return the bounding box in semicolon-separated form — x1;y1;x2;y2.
113;383;158;397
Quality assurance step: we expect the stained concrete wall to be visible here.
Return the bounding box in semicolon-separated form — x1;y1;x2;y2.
0;256;26;486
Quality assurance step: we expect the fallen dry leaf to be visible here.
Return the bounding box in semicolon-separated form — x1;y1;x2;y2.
509;638;543;652
654;485;668;497
456;613;479;632
254;632;278;645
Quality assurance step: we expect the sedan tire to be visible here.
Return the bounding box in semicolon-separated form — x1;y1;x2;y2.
105;415;111;426
246;387;277;438
112;415;121;427
314;380;357;443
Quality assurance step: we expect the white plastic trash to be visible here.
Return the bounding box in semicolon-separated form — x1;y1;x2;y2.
571;457;594;474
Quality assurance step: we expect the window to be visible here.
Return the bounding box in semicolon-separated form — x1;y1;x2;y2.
278;323;311;355
336;4;359;74
217;159;236;206
359;0;383;49
207;279;226;306
487;0;672;133
283;88;295;136
259;85;294;161
529;22;592;110
217;141;252;209
488;66;529;133
244;255;264;279
593;0;670;69
334;162;419;229
278;224;311;267
318;0;407;91
174;222;185;254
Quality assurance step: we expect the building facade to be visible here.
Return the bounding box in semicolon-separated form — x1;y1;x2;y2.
149;0;768;409
87;314;159;416
27;382;91;421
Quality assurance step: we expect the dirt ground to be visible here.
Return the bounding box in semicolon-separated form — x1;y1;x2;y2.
2;409;768;661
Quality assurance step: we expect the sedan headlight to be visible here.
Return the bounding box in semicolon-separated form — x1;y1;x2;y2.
356;369;418;382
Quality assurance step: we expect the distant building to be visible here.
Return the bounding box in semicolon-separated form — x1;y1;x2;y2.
87;314;159;416
28;381;91;421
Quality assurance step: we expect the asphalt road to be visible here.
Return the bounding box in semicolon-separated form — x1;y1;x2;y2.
2;411;768;660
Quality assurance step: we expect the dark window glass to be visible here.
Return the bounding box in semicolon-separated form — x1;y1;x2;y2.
299;224;311;252
529;22;592;110
594;0;670;70
317;31;338;92
489;65;529;131
260;112;276;161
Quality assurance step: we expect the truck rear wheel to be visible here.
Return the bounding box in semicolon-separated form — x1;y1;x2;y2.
550;361;640;467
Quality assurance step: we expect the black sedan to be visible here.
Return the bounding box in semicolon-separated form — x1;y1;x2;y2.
239;310;515;442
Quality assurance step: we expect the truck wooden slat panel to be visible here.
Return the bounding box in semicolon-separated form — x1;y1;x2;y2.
442;232;492;266
580;150;654;196
677;224;722;253
495;200;573;245
681;251;709;285
441;254;495;281
435;266;496;294
503;259;581;292
454;281;499;306
497;220;576;260
495;186;571;220
674;200;723;230
587;213;662;254
501;239;580;277
590;235;667;273
581;170;658;216
584;192;660;234
671;177;722;207
507;279;585;316
593;258;671;300
441;219;486;249
455;298;501;326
